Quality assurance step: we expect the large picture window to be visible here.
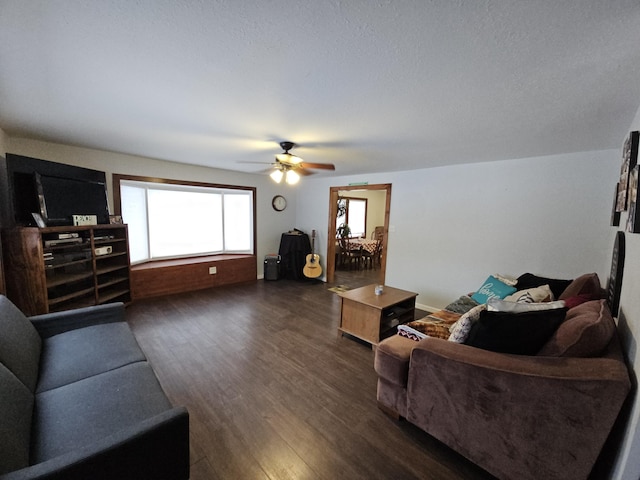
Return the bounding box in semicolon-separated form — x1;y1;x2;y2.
114;175;255;264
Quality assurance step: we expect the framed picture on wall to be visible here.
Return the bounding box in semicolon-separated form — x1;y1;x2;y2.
616;131;639;212
627;165;640;233
611;183;621;226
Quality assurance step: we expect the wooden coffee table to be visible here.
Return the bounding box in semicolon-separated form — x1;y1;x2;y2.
338;284;417;346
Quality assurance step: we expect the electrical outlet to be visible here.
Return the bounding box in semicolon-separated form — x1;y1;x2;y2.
209;266;217;274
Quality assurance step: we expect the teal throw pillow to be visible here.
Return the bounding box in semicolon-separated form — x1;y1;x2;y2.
471;275;517;304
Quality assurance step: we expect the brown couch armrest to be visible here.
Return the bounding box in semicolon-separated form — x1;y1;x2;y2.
374;335;417;387
406;337;631;480
411;336;629;380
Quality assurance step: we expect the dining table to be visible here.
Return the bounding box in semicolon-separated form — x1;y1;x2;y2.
346;237;380;254
335;237;383;270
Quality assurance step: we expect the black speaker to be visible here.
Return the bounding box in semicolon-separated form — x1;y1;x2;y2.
264;255;281;281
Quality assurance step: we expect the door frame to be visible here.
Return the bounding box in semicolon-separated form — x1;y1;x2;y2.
326;183;392;283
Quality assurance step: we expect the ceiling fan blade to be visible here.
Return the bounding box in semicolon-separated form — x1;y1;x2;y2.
299;162;335;170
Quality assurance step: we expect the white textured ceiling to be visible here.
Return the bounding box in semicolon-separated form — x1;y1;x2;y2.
1;1;640;177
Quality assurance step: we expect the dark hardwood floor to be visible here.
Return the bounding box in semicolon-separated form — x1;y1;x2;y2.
125;269;497;480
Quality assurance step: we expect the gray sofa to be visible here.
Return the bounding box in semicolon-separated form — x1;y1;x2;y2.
0;295;189;480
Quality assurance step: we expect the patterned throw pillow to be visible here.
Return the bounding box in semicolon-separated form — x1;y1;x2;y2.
402;314;459;340
448;305;487;343
470;276;517;304
397;324;427;341
504;284;553;303
443;295;480;314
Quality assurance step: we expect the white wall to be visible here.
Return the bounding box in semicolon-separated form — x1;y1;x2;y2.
6;138;298;277
608;106;640;480
297;150;617;307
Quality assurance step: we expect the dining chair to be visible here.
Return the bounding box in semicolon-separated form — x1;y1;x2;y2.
350;244;365;270
363;238;383;270
338;237;364;270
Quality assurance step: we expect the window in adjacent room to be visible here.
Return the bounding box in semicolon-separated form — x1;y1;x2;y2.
114;175;255;264
336;197;367;237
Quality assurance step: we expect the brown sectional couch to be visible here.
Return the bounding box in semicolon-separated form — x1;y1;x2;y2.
374;274;631;480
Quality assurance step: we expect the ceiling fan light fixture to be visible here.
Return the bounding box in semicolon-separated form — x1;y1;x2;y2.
276;141;303;165
275;152;303;164
285;169;300;185
261;139;334;184
270;169;284;183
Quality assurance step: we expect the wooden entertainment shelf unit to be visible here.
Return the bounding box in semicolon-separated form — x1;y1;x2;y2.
2;224;131;315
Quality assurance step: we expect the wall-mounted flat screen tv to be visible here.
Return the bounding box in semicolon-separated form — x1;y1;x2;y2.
5;154;110;227
35;173;110;226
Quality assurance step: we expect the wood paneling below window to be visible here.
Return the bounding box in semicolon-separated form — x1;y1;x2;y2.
131;255;257;300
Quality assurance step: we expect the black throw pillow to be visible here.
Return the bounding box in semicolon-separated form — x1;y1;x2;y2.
515;273;573;300
465;308;568;355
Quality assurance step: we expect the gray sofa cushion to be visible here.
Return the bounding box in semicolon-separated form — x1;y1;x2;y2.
32;362;172;463
36;322;147;393
0;296;41;392
0;363;34;475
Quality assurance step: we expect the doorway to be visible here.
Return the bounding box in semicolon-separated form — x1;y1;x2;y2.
326;183;392;284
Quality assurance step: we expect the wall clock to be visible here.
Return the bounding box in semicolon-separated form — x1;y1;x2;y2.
272;195;287;211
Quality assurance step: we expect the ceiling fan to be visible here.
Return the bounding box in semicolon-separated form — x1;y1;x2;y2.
246;141;336;184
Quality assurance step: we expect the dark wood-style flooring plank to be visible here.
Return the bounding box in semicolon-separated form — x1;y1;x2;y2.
125;269;496;480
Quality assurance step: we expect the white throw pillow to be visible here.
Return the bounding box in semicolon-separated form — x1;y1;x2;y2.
505;284;553;303
448;305;487;343
487;298;566;313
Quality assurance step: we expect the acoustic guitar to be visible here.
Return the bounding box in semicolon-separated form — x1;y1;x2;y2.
303;229;322;278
